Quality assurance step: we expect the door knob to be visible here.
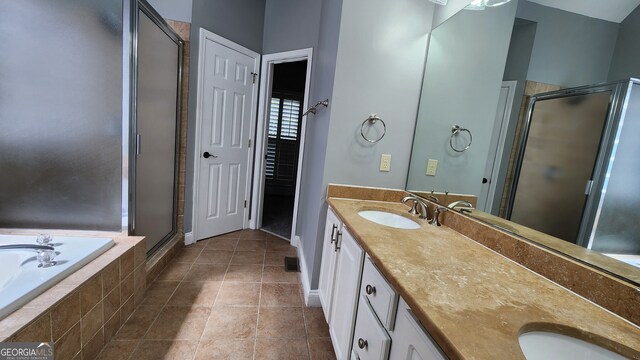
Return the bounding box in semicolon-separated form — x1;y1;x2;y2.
203;152;217;159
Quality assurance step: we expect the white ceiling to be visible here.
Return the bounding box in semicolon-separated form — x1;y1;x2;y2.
527;0;640;23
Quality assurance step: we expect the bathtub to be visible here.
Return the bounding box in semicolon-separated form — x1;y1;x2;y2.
0;234;114;320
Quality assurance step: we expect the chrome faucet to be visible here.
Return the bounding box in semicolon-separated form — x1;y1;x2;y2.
429;206;448;226
0;244;57;267
447;200;473;210
401;196;430;220
0;244;55;251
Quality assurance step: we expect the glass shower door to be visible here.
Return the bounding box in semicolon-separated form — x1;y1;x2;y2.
509;91;612;243
132;3;182;254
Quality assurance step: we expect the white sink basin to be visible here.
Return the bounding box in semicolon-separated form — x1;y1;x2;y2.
519;331;626;360
358;210;420;229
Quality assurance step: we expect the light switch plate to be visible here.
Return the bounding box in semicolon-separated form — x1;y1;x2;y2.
380;154;391;172
426;159;438;176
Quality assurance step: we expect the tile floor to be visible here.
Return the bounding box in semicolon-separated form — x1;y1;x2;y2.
97;230;336;360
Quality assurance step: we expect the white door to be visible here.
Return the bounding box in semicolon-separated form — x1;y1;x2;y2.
194;29;260;241
478;80;516;212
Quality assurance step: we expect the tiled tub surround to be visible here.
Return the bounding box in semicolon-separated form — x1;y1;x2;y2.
328;184;640;327
327;198;640;359
96;229;335;360
0;235;146;360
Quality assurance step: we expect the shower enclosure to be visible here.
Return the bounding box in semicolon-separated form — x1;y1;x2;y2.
508;79;640;255
130;1;182;254
0;0;183;256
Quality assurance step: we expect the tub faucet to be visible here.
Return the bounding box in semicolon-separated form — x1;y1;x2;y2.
0;244;55;251
0;244;57;268
401;196;430;220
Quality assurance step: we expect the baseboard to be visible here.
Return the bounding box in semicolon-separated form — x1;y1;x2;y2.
297;244;321;307
291;235;300;248
184;231;195;246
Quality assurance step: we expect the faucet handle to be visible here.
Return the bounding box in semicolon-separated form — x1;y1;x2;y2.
36;234;53;245
401;196;419;215
429;206;448;226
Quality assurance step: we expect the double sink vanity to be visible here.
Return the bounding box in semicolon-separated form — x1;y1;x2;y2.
318;185;640;360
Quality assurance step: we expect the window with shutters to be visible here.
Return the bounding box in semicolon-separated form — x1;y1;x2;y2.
265;94;302;188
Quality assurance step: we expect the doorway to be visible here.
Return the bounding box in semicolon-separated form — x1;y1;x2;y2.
478;80;516;212
251;49;312;245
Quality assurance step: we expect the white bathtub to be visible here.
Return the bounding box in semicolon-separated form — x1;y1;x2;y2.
0;234;114;320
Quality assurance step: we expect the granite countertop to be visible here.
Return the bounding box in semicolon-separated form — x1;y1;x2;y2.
327;198;640;359
463;209;640;285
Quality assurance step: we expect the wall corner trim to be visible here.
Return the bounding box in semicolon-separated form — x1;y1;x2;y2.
298;240;321;307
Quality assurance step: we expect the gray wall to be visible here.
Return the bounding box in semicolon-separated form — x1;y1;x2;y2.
145;0;192;22
491;19;536;213
516;1;619;88
297;0;343;289
406;1;517;196
184;0;266;232
299;0;435;289
262;0;322;54
608;5;640;81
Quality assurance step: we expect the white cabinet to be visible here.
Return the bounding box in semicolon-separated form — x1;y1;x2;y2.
319;208;342;321
352;296;391;360
319;209;445;360
389;298;446;360
329;226;365;360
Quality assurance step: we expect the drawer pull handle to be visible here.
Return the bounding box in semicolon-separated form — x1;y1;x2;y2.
365;284;376;295
357;338;368;349
334;231;341;252
330;224;338;243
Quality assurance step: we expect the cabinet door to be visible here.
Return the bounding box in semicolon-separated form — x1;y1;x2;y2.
389;298;446;360
329;227;365;360
352;297;391;360
319;208;341;321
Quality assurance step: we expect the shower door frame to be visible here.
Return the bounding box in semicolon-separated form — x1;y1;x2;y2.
506;81;626;246
127;0;184;255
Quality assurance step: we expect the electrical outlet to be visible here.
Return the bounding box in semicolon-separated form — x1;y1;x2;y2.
380;154;391;172
426;159;438;176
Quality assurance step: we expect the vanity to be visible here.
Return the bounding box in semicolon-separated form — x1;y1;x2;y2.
318;188;640;360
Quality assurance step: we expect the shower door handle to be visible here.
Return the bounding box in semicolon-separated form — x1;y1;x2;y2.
203;152;218;159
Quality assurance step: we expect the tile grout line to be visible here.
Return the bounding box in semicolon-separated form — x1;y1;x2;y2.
192;236;235;360
130;244;205;353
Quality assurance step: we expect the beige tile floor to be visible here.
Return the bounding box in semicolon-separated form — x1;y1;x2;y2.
97;230;336;360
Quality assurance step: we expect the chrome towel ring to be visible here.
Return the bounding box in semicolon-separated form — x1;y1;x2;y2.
450;125;472;152
361;114;386;143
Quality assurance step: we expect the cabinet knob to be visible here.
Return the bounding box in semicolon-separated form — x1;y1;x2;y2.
357;338;368;349
365;284;376;295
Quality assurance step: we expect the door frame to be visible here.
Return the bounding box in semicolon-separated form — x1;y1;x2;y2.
190;28;260;242
479;80;517;212
249;48;313;247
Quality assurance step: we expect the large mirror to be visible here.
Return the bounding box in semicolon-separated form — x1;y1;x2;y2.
407;0;640;285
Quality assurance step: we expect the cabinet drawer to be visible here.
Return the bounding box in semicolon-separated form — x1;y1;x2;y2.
352;296;391;360
360;257;398;331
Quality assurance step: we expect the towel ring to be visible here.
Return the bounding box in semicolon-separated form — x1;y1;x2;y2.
360;114;386;143
449;125;472;152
